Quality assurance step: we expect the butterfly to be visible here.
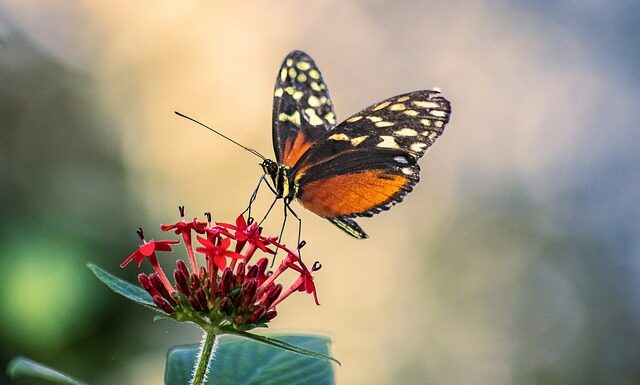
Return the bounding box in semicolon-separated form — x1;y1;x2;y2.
259;50;451;239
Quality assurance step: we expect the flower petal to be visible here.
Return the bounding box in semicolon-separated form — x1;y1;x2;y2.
120;250;143;267
154;239;180;251
196;235;214;248
236;214;247;228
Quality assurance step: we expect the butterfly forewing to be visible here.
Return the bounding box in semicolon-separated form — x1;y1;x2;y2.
272;50;336;167
292;90;451;225
304;90;449;162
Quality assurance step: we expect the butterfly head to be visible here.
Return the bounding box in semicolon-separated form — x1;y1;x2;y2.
261;159;278;179
261;159;292;199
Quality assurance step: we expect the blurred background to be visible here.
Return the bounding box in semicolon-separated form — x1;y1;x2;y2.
1;1;639;384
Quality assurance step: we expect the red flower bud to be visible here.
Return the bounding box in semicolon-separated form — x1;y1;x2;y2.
256;258;268;276
218;268;233;296
196;288;208;312
150;273;176;306
261;309;277;322
262;283;283;308
246;264;259;279
152;295;174;314
174;269;191;296
242;279;258;308
189;273;201;292
176;259;189;276
248;304;266;323
219;296;233;315
138;273;154;291
189;294;203;312
235;262;245;285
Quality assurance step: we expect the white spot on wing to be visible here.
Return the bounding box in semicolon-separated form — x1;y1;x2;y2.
395;128;418;136
278;111;301;126
410;142;427;152
325;112;336;125
394;156;409;164
296;61;311;70
373;101;391;111
350;135;368;146
375;121;395;128
304;108;325;126
328;133;350;141
308;95;321;107
413;100;440;109
377;136;400;149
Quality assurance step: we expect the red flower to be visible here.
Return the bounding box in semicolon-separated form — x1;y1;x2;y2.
120;239;180;267
161;206;207;273
265;249;320;307
120;229;179;295
196;236;243;270
287;259;320;306
217;214;276;255
119;208;323;330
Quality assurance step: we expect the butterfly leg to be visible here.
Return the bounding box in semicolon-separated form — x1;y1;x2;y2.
284;198;304;257
243;175;266;220
243;174;280;221
256;196;280;229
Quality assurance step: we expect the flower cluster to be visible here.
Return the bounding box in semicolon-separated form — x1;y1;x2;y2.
121;206;321;331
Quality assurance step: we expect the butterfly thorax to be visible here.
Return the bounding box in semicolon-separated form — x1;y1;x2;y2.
261;159;296;202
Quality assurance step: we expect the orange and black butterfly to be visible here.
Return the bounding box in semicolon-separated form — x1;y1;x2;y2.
257;50;451;239
177;50;451;239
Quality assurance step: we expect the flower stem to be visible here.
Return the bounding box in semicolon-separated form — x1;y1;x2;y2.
191;330;217;385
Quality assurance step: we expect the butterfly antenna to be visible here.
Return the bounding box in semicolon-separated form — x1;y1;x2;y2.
174;111;266;161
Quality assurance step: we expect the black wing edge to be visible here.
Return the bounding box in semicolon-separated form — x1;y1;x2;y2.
328;217;368;239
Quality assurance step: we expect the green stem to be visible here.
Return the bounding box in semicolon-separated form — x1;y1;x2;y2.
191;330;217;385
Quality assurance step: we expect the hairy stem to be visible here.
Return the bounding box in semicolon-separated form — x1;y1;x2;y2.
191;330;217;385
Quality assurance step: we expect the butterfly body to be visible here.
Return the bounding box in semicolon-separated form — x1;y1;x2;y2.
265;50;451;239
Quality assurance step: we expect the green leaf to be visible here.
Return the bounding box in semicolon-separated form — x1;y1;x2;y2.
7;356;91;385
165;334;336;385
226;330;340;365
87;263;154;307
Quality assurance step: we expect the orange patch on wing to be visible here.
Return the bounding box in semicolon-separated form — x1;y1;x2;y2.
298;171;409;217
282;132;313;167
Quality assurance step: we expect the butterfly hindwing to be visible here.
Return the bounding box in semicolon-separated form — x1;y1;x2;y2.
272;50;336;167
294;147;420;218
291;90;451;236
